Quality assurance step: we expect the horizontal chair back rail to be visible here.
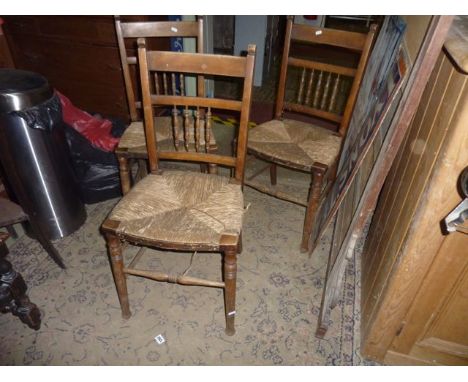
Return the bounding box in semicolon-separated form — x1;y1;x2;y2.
291;24;369;51
146;50;249;78
288;57;357;77
151;95;242;111
120;20;201;38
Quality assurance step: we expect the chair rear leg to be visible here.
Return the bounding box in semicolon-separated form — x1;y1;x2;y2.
223;246;237;336
117;155;131;195
301;169;325;253
135;159;148;182
106;233;131;319
270;163;277;186
208;163;218;175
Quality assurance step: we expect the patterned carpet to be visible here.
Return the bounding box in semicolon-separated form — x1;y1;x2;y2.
0;173;373;365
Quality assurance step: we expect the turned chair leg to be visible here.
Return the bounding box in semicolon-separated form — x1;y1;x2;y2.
208;144;218;175
208;163;218;175
118;155;131;195
135;159;148;182
106;233;131;319
223;247;237;336
301;169;325;253
237;233;243;254
270;163;277;186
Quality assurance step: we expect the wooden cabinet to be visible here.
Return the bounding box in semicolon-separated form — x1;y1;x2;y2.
361;17;468;365
2;16;168;121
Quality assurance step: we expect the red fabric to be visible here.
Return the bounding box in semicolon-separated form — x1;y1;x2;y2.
57;91;119;152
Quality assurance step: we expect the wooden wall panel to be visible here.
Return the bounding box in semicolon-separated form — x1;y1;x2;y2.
361;47;468;363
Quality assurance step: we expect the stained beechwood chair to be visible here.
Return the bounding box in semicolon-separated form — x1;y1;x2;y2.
101;40;256;335
246;16;376;252
114;16;217;195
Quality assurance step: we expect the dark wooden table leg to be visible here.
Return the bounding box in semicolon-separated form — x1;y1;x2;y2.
0;232;41;330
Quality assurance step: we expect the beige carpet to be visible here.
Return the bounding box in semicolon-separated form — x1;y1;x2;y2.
0;176;374;365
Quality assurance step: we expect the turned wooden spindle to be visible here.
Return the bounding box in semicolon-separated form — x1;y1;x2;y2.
304;69;315;105
118;156;131;195
328;74;341;113
180;73;185;96
172;106;180;150
320;72;333;110
313;70;324;108
205;107;212;153
154;72;160;95
171;73;177;95
297;67;306;104
183;106;190;151
195;107;201;152
163;72;168;94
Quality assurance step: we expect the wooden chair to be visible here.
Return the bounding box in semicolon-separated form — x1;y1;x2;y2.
114;16;217;195
101;40;256;335
246;16;376;252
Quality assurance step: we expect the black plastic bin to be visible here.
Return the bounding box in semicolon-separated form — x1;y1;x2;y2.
0;69;86;241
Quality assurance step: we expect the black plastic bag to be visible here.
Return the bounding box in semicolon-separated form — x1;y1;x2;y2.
63;117;126;204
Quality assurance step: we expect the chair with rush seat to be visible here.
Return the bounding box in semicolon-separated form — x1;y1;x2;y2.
114;16;217;195
101;40;256;335
246;16;376;252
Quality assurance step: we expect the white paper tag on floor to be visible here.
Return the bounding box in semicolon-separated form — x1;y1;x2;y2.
154;334;165;344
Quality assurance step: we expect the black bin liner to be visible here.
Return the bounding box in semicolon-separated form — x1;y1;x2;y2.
64;117;126;204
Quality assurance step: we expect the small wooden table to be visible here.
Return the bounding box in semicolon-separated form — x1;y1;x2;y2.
0;231;41;330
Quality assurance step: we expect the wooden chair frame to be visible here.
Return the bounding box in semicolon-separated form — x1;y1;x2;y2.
102;40;256;336
246;16;376;252
114;16;213;195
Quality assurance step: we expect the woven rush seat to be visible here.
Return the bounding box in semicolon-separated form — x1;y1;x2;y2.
108;170;244;246
248;119;342;169
117;116;216;153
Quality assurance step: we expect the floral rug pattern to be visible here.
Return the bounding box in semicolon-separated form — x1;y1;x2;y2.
0;186;372;365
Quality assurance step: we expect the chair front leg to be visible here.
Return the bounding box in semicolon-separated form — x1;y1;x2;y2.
106;233;131;319
301;167;326;253
117;155;131;195
223;246;237;336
